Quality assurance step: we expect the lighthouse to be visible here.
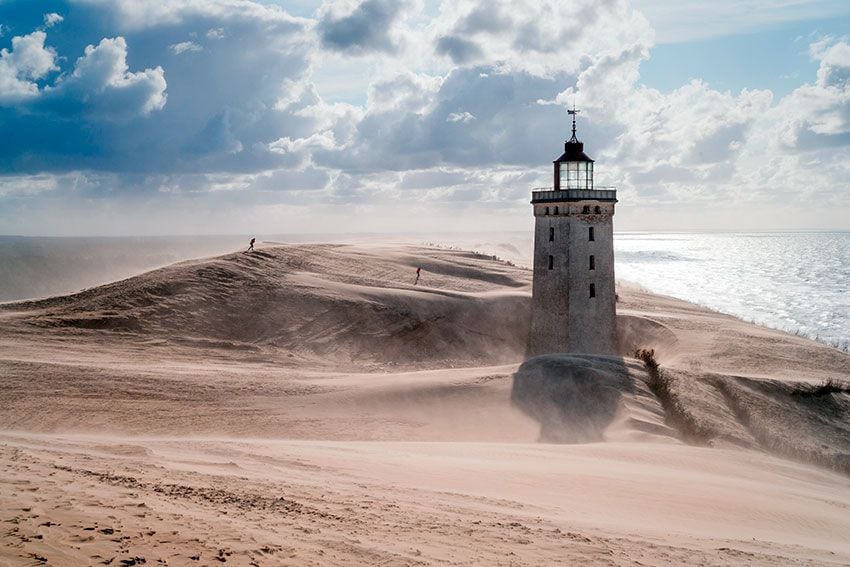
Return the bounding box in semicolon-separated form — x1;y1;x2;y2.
529;108;617;356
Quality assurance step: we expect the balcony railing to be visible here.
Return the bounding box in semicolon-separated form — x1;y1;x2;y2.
531;187;617;202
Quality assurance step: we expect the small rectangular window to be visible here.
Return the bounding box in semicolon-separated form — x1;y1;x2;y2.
548;255;554;270
589;255;595;270
588;226;595;241
589;283;596;298
549;227;554;242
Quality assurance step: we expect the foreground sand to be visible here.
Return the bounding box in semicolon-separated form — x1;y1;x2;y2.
1;243;849;565
4;435;850;566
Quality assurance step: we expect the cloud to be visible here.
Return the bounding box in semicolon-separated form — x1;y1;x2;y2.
315;65;573;172
44;13;65;27
430;0;653;76
311;0;654;176
77;0;305;31
809;36;836;59
170;41;203;55
366;71;441;112
816;42;850;88
399;169;469;189
0;0;315;175
184;111;243;155
318;0;407;55
435;35;482;64
0;29;165;117
53;36;167;118
455;4;512;34
754;39;850;153
1;0;849;235
312;0;848;221
585;37;850;213
251;166;332;192
446;111;474;123
0;31;58;101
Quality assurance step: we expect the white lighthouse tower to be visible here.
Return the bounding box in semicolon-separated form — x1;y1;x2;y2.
529;108;618;356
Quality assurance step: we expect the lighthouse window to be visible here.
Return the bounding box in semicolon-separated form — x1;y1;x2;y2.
554;206;559;215
582;205;590;214
549;227;554;242
594;206;601;214
589;283;596;298
548;255;554;270
561;162;593;190
589;255;595;270
545;206;550;215
588;227;595;241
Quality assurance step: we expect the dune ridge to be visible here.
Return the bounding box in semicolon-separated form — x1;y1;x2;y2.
3;245;530;370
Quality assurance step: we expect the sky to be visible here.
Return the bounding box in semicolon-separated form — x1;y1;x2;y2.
0;0;849;235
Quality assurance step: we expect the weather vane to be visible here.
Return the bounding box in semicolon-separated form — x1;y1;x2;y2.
568;104;580;143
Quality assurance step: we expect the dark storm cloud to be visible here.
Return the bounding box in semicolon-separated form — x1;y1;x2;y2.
318;0;405;55
435;35;483;64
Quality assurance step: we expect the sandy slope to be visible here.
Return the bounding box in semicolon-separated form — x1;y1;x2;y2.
1;243;849;566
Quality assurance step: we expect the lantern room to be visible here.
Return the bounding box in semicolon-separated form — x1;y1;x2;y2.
553;108;594;191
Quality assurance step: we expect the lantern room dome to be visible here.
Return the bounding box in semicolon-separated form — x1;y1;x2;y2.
554;140;594;163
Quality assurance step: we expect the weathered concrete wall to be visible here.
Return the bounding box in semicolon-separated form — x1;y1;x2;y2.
530;209;569;354
529;200;617;356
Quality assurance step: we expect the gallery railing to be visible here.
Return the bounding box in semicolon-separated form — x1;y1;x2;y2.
531;187;617;202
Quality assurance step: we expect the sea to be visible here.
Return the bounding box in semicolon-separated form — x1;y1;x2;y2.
615;232;850;348
1;232;848;349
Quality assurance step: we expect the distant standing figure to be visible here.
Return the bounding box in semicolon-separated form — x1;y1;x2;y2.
247;237;255;252
414;266;421;285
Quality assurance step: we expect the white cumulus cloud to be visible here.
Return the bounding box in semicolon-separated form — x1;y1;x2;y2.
0;31;58;101
44;13;64;27
59;36;167;117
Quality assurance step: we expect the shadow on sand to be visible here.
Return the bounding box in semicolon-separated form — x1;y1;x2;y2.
511;355;631;443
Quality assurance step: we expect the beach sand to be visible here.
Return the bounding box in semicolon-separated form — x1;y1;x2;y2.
1;243;849;565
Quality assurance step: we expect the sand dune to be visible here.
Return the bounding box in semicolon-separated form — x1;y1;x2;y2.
4;244;529;369
2;243;849;565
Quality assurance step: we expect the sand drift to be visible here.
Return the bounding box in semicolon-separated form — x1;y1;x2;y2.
1;243;849;565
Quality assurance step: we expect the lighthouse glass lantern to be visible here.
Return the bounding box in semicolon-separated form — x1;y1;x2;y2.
559;158;593;190
554;108;594;191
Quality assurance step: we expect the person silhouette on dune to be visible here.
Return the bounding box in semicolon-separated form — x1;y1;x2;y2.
247;237;255;253
414;266;421;285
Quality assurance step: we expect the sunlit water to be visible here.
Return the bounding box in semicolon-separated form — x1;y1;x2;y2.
614;232;850;348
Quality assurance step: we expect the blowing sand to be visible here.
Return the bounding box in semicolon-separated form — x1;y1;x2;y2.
1;243;849;565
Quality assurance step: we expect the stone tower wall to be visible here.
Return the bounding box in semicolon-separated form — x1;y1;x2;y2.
529;200;617;356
